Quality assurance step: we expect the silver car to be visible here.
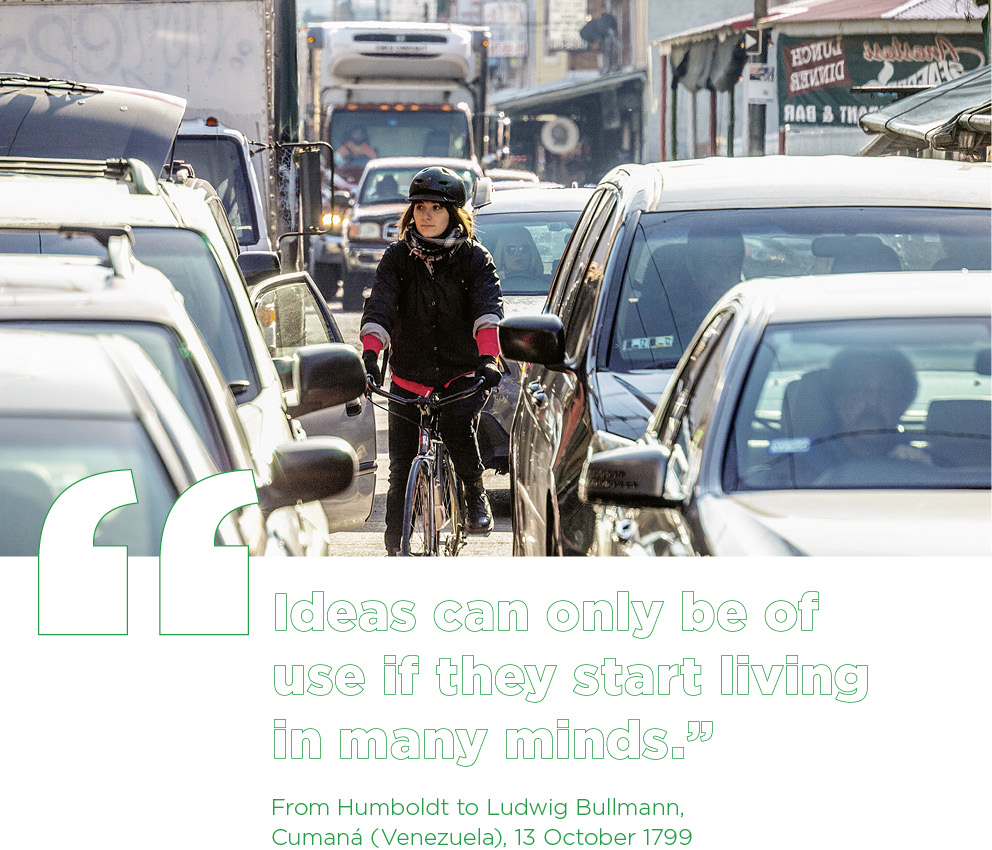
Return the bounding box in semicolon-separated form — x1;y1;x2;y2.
580;271;991;556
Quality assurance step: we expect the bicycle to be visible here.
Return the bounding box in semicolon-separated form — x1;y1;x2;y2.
366;376;487;556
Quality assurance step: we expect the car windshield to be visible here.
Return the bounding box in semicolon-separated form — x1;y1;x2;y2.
2;320;231;469
0;416;177;556
724;317;992;492
172;135;262;248
5;228;261;400
608;207;991;372
357;166;478;206
476;211;582;296
331;111;471;163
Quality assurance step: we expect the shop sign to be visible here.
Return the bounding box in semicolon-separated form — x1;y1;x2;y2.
777;32;987;127
485;1;527;58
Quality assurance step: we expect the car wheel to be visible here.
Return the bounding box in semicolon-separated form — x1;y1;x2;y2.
311;261;341;302
342;274;367;312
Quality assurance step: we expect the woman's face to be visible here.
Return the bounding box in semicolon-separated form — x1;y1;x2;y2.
413;202;450;238
501;238;534;274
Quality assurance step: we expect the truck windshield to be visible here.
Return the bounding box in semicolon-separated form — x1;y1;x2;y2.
330;109;471;164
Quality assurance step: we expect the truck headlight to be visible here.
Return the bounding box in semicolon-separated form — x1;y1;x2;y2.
349;221;382;240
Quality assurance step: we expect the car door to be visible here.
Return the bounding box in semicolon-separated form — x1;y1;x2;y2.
250;272;376;533
634;308;739;556
511;187;619;555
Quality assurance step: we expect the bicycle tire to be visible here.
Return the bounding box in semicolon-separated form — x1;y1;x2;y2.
437;445;465;556
401;456;437;556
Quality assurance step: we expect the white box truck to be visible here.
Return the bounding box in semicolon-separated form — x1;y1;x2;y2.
0;0;303;253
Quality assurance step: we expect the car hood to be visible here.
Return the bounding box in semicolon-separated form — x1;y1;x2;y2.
502;295;546;317
0;77;186;173
590;369;675;440
352;201;407;221
699;490;992;556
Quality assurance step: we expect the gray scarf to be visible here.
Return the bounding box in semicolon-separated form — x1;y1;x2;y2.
405;225;468;274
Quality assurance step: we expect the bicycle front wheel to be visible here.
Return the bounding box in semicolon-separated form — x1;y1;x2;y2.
401;456;437;556
437;446;465;556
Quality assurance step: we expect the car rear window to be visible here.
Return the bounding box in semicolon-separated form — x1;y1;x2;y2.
608;207;991;372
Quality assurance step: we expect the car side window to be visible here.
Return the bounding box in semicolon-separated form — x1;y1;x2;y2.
254;280;333;359
656;310;736;499
548;188;611;314
558;195;620;361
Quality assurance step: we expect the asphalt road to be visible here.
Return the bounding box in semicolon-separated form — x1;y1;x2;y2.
326;290;513;557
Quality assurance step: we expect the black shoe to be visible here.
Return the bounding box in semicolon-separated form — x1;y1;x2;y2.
463;478;493;536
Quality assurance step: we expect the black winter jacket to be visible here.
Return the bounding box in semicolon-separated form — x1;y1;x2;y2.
361;238;503;387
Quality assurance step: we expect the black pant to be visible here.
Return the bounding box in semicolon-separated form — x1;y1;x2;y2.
384;377;489;551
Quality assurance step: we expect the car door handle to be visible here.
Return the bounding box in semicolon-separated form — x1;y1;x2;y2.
526;381;548;408
346;399;362;416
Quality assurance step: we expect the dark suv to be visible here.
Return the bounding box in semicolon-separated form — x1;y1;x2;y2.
498;155;992;556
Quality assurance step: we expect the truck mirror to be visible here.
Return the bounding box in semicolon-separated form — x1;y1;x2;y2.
297;147;323;233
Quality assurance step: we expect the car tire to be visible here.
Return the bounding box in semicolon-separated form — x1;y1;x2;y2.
311;261;341;302
342;273;368;312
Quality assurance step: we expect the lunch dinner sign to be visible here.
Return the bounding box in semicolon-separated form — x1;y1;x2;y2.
777;32;987;127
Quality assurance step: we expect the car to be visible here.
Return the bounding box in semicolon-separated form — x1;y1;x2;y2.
0;235;360;556
0;328;254;557
337;156;490;311
498;155;992;555
578;271;992;556
487;168;541;184
0;156;376;535
471;186;593;473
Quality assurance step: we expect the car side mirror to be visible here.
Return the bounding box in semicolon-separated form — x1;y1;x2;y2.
472;176;493;209
498;314;567;369
288;342;367;416
257;436;357;513
579;444;682;509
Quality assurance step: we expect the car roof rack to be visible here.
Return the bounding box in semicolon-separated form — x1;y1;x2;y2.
0;156;159;194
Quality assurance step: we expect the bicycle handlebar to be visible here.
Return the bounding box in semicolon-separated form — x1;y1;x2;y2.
366;375;487;408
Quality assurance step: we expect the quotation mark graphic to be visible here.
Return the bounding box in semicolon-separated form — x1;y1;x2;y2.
37;469;257;636
671;721;714;760
686;720;714;742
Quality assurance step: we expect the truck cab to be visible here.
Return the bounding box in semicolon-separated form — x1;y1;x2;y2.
173;117;272;253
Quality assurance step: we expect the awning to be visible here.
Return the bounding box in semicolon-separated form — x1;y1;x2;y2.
490;69;646;114
859;64;991;153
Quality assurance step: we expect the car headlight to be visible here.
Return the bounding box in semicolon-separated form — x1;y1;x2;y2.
321;211;346;233
349;221;382;240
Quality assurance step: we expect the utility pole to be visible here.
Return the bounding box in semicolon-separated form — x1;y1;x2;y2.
748;0;768;156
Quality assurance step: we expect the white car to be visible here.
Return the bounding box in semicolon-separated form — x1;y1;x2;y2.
0;237;358;556
580;271;991;556
0;156;372;544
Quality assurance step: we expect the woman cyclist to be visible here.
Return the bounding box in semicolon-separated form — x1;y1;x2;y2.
360;166;504;556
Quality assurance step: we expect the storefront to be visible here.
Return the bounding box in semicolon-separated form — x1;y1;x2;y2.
490;69;646;185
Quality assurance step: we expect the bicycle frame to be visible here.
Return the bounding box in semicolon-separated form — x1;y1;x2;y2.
367;377;486;556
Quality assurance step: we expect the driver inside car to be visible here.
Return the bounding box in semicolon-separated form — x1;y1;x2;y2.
494;226;546;287
823;347;930;466
339;126;377;166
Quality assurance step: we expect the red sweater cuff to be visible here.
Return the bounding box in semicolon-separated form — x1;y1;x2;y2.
361;334;383;355
476;327;500;358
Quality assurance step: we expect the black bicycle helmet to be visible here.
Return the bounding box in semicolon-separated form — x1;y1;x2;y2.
407;166;467;206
